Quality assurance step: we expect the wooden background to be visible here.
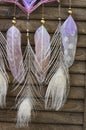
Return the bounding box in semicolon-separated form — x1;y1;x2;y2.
0;0;86;130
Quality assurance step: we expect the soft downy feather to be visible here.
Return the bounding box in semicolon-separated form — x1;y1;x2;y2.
45;65;69;110
61;15;77;68
0;32;9;108
34;25;51;82
45;22;70;110
6;25;24;83
0;69;8;108
14;38;42;127
17;97;32;127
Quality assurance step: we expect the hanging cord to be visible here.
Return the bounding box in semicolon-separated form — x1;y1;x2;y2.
57;0;64;65
41;4;45;25
26;15;30;38
12;4;17;25
68;0;72;15
26;15;31;72
58;0;61;22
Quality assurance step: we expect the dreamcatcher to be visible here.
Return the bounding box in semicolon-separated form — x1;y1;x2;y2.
0;0;77;127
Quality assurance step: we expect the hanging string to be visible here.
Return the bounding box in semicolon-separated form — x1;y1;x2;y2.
26;15;30;38
12;3;17;25
41;4;45;25
68;0;72;15
58;0;61;22
69;0;72;9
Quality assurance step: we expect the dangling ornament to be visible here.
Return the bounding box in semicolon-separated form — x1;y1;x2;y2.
61;0;77;68
45;18;70;110
0;32;9;108
6;15;24;83
0;0;78;127
34;4;51;82
15;17;42;127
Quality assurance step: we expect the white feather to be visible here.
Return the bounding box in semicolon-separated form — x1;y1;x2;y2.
17;98;32;127
0;71;8;108
45;66;67;110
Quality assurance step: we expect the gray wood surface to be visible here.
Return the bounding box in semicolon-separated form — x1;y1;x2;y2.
0;0;86;130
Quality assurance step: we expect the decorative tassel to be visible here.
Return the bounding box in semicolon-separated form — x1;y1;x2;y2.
45;66;68;110
17;98;32;127
6;17;24;83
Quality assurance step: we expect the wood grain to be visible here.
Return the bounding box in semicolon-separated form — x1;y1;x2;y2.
5;97;84;112
0;20;86;34
0;6;86;21
8;86;84;99
0;1;85;130
0;110;83;125
0;122;83;130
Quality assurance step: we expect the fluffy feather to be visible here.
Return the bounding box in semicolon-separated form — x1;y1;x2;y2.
45;66;67;110
0;71;8;108
0;32;9;108
14;38;42;127
6;25;24;83
17;98;32;127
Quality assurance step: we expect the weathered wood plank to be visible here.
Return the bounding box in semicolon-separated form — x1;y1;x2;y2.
0;6;86;21
0;20;86;34
75;48;86;61
22;33;86;48
0;0;86;8
6;61;86;75
83;48;86;130
70;74;85;87
22;47;86;61
0;110;83;125
70;61;85;74
0;122;83;130
46;0;86;7
8;73;85;86
2;32;86;47
8;86;84;100
6;97;84;112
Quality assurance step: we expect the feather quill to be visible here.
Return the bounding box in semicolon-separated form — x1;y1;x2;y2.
61;15;77;67
6;25;24;83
